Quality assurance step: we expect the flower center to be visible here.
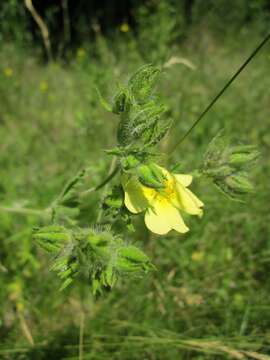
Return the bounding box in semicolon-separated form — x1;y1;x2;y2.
141;176;177;204
156;178;176;202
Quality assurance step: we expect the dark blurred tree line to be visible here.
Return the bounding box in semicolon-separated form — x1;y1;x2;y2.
0;0;269;54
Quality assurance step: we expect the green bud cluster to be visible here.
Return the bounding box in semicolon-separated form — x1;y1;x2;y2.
33;226;154;294
128;64;160;101
203;133;259;199
112;87;131;114
100;64;172;153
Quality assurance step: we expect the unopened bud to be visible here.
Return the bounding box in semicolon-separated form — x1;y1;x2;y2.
116;245;154;273
121;155;140;170
230;145;257;154
33;226;71;253
87;233;109;248
112;90;131;114
118;245;149;263
137;163;165;188
205;165;232;179
116;257;142;272
102;264;116;287
229;149;260;166
128;64;160;101
225;174;254;195
87;231;113;261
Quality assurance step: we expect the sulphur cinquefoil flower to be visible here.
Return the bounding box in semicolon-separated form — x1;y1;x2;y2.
121;166;203;235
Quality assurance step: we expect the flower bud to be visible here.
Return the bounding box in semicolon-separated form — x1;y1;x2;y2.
87;231;114;261
33;226;71;253
112;89;131;114
121;155;140;170
224;173;254;195
116;245;153;273
228;148;260;166
118;245;150;263
230;145;257;154
115;257;142;272
203;134;258;199
204;165;232;179
137;163;165;188
102;264;116;287
87;232;111;248
148;163;166;182
128;64;160;101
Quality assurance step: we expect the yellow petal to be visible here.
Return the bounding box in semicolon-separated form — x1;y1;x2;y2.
185;188;204;208
176;182;204;216
145;198;189;235
173;174;193;187
141;185;156;203
121;174;148;214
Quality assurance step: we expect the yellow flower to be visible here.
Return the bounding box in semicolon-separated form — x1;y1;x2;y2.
3;67;13;77
122;165;204;235
191;251;205;262
120;23;130;33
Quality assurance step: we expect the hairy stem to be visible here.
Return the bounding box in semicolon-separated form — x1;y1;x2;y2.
97;157;117;222
0;205;46;217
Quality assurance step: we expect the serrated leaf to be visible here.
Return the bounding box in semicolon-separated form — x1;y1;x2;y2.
59;277;73;291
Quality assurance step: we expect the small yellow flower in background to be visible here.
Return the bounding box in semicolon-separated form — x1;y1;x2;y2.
122;165;203;235
77;47;86;59
120;22;130;33
39;81;49;93
3;67;13;77
191;251;205;262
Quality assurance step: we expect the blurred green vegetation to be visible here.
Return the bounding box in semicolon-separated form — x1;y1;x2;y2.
1;1;270;359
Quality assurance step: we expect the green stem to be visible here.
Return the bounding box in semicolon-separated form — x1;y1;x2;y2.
0;205;46;217
80;162;120;198
97;157;118;223
79;311;85;360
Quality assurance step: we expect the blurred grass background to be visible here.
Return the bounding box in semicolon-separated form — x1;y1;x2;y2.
0;1;270;359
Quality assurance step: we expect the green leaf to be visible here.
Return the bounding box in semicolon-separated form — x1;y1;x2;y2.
96;87;112;112
118;245;150;264
128;64;160;101
33;225;71;253
59;277;73;291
